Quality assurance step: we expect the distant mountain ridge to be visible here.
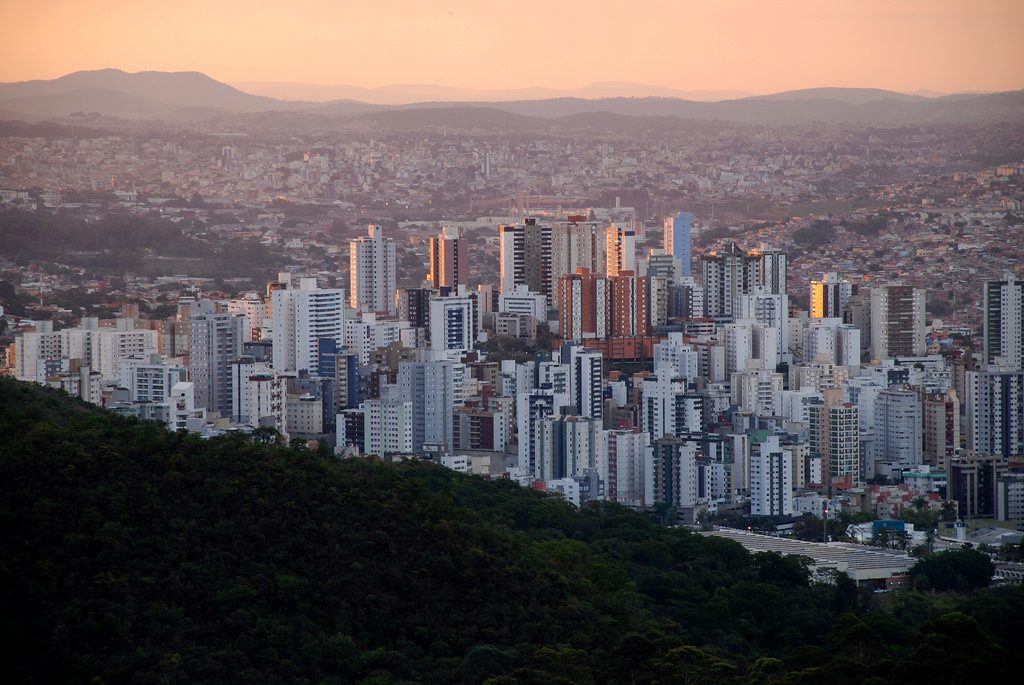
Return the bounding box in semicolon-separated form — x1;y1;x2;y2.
0;69;1021;126
230;79;751;104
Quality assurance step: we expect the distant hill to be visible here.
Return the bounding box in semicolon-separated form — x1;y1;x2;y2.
0;68;301;117
743;87;925;105
0;69;1021;125
232;79;750;104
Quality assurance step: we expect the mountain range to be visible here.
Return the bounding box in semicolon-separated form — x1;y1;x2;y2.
0;69;1021;127
230;79;752;104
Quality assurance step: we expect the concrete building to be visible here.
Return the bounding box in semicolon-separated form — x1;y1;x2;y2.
664;211;693;278
188;303;245;415
870;284;926;361
428;225;468;290
350;224;397;316
605;224;637;277
750;435;794;516
651;437;699;508
966;369;1024;458
398;359;463;453
872;388;923;469
598;428;652;508
499;219;552;304
923;390;960;468
983;273;1024;371
271;278;345;374
362;385;413;456
429;294;475;358
811;272;853;319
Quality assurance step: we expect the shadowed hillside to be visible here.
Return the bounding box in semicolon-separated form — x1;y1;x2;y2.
0;378;1021;683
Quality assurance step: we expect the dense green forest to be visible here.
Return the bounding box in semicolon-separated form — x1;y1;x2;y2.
1;378;1021;684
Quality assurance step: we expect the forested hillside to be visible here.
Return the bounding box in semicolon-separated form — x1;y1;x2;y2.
0;377;1021;684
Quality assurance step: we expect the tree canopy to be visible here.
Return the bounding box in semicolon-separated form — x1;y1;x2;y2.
0;378;1021;683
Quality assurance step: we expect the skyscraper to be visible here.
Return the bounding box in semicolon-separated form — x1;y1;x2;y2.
983;273;1024;371
664;211;693;278
499;219;552;304
966;369;1024;458
748;245;787;295
550;217;606;297
350;224;397;316
869;284;926;360
188;302;246;415
398;359;462;452
809;389;860;489
429;293;475;357
873;388;923;469
563;344;603;420
428;226;468;290
272;278;345;374
605;224;637;277
701;242;751;320
810;272;853;319
750;435;793;516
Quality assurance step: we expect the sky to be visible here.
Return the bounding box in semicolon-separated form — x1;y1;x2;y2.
1;0;1022;94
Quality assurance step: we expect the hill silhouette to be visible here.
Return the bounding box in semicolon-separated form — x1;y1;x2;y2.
1;69;1022;125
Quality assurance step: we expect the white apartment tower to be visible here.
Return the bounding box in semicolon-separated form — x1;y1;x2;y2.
750;435;794;516
873;388;924;468
271;278;345;373
983;273;1024;371
350;224;397;316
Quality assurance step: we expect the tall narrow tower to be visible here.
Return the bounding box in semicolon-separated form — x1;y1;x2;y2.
350;224;397;316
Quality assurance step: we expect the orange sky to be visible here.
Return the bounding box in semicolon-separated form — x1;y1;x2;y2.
2;0;1022;93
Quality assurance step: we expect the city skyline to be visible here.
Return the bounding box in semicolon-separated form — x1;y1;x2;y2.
2;0;1023;95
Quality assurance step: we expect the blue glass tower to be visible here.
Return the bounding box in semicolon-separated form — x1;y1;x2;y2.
667;211;693;278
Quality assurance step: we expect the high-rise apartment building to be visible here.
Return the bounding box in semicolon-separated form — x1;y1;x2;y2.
597;428;652;508
702;242;751;320
873;388;923;469
966;369;1024;458
811;272;853;319
188;303;246;415
550;217;605;297
429;294;475;357
983;273;1023;371
362;385;413;456
605;224;637;277
271;278;345;374
923;390;960;467
398;359;463;453
641;374;703;441
702;242;788;319
664;211;693;278
558;268;651;341
750;435;794;516
651;437;699;508
869;284;926;360
563;344;603;420
428;226;468;290
747;245;787;295
499;219;552;304
350;224;397;316
809;390;860;489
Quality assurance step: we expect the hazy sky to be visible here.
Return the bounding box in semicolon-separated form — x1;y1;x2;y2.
2;0;1022;93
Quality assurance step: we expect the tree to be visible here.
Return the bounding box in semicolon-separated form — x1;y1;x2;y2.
910;548;994;591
